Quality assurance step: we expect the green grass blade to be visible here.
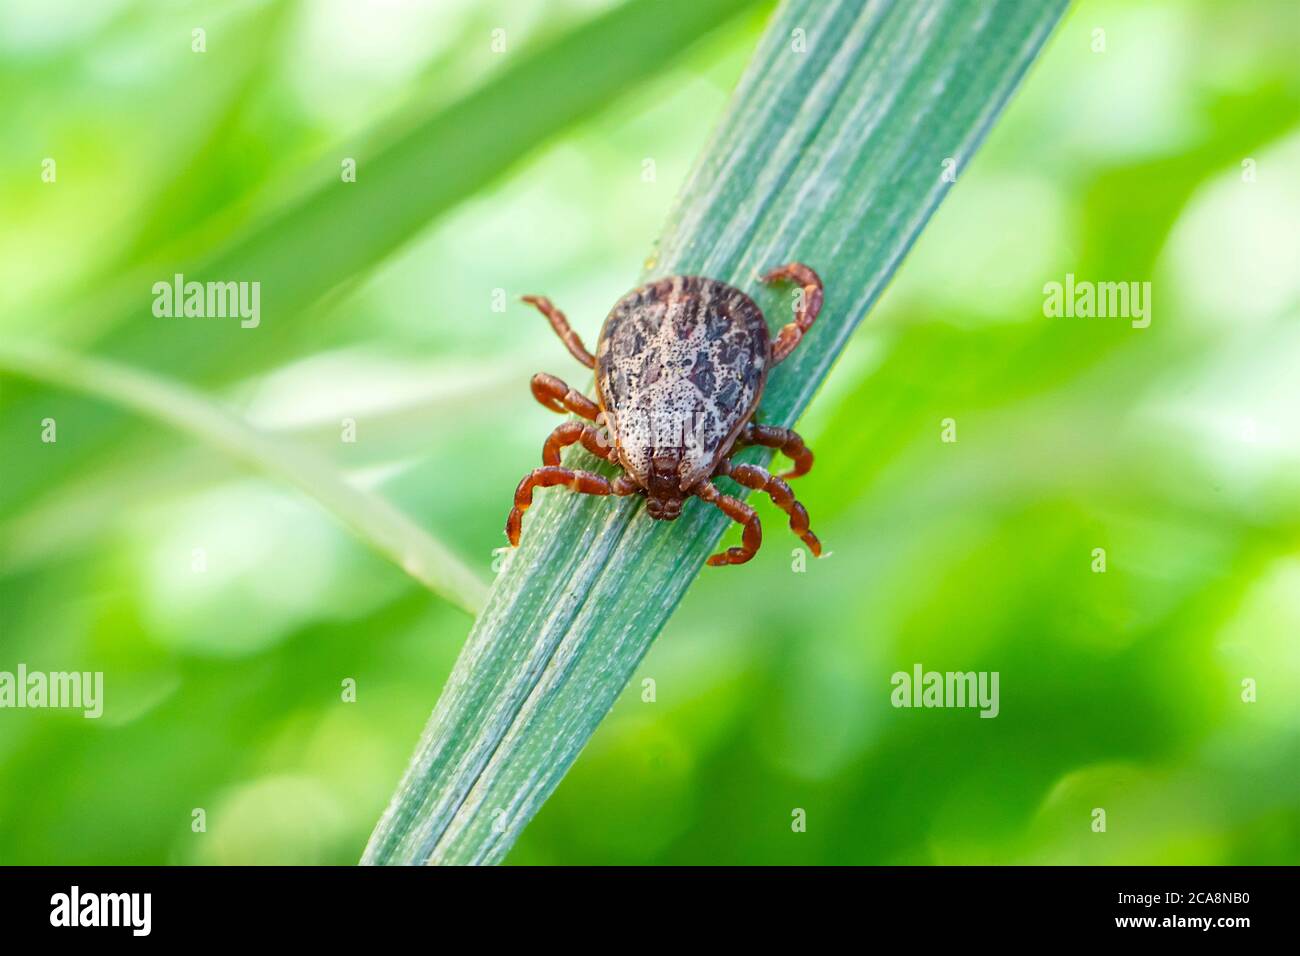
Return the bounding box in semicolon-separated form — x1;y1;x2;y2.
364;0;1070;865
0;343;487;615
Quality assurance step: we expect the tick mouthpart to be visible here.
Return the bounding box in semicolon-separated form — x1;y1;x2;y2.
645;496;683;521
647;450;685;497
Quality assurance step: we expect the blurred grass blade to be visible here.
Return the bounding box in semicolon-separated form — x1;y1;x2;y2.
364;0;1069;865
82;0;762;383
0;344;487;615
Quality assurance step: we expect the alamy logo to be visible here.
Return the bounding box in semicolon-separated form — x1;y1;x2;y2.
1042;273;1151;329
890;663;999;718
0;665;102;718
152;273;260;328
50;886;151;936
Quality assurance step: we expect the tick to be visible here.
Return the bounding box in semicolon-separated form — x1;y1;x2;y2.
505;264;825;566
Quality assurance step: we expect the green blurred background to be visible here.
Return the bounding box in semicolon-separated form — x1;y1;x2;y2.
2;0;1298;865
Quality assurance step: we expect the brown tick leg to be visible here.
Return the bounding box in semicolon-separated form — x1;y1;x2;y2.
541;421;615;466
696;481;762;567
505;467;638;547
531;372;601;421
762;263;823;365
714;460;822;557
733;422;814;479
521;295;595;369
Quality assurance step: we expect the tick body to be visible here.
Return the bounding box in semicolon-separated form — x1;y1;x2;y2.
507;264;824;567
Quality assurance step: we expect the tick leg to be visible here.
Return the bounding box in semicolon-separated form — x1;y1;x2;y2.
696;481;762;567
541;421;615;466
531;372;601;421
762;263;823;365
714;460;822;557
733;422;814;479
522;295;595;369
506;466;638;547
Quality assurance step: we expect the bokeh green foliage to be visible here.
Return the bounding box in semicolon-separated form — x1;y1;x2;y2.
1;0;1298;865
